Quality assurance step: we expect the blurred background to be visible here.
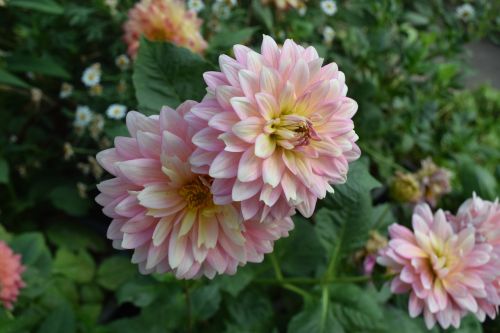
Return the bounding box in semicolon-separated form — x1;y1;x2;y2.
0;1;499;332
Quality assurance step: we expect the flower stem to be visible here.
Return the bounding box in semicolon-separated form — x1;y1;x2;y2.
268;253;312;299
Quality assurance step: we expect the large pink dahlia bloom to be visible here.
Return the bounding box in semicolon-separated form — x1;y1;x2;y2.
123;0;207;58
95;102;293;279
190;35;360;221
378;204;500;329
0;241;25;310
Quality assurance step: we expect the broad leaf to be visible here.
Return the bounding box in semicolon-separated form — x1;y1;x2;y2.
49;185;91;217
133;38;213;114
0;68;30;88
37;304;76;333
288;301;344;333
53;249;95;283
97;256;138;291
330;284;386;332
6;55;70;79
191;285;221;321
315;161;381;269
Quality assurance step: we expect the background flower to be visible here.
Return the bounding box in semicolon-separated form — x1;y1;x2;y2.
0;241;25;310
378;203;500;329
123;0;207;58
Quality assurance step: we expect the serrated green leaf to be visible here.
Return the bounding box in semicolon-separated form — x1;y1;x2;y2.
97;256;138;291
288;301;344;333
330;284;385;332
37;304;76;333
226;290;273;331
133;39;214;114
316;161;381;269
212;265;254;297
53;249;95;283
191;285;221;321
383;307;434;333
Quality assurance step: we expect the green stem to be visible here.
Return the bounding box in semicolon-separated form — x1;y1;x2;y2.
254;273;394;286
268;253;312;299
320;286;329;333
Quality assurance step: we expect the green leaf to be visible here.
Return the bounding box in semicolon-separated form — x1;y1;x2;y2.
383;307;433;333
210;27;257;51
225;291;273;332
316;161;381;268
251;0;273;32
10;233;53;298
37;304;76;333
97;256;138;291
0;158;9;184
0;68;30;88
46;222;106;252
212;265;254;297
444;315;482;333
49;185;90;217
191;285;221;321
8;0;64;15
117;277;159;307
288;301;344;333
277;216;324;276
53;249;95;283
456;156;498;200
6;55;70;79
330;284;385;332
133;38;214;114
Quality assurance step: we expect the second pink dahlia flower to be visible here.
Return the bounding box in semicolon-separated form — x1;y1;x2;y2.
378;204;500;329
96;102;293;279
123;0;207;58
0;241;25;310
190;35;360;221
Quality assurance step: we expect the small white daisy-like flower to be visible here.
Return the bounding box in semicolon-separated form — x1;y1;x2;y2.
188;0;205;13
59;82;73;99
297;4;307;16
456;4;475;22
81;63;101;87
212;0;231;19
115;54;130;71
74;106;93;127
105;104;127;120
320;0;337;16
322;25;335;44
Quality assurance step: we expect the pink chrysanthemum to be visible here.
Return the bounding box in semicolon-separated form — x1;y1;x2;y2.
0;241;25;310
123;0;207;58
378;204;500;329
189;35;360;221
95;102;293;279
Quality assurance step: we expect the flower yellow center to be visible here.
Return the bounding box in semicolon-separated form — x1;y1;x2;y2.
265;114;321;149
178;176;213;210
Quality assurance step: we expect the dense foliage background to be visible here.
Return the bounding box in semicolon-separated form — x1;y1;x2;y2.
0;0;499;332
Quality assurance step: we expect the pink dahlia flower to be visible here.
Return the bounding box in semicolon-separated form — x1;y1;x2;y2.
123;0;207;58
189;35;360;221
0;241;25;310
452;193;500;310
95;102;293;279
378;204;500;329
